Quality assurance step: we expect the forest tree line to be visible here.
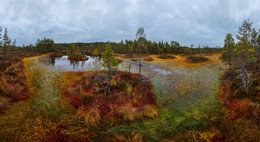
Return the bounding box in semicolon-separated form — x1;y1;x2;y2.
20;38;222;56
56;40;222;56
0;27;222;58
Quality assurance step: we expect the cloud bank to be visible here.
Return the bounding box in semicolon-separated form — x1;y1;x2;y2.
1;0;260;46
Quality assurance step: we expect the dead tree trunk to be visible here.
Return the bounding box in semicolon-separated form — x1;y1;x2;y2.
139;45;142;85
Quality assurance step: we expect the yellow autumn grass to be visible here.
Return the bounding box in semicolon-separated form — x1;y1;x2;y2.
141;105;159;118
113;132;144;142
77;106;101;126
60;71;90;90
117;103;138;121
150;53;222;67
161;126;221;142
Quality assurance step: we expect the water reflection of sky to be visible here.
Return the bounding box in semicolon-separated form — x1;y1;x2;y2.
54;55;173;76
54;55;99;71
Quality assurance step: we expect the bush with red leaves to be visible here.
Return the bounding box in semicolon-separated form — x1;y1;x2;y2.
44;124;91;142
0;61;29;112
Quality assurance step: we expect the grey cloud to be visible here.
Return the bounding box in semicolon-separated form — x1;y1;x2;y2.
0;0;260;46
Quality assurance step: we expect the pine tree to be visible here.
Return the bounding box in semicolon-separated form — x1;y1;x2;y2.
236;19;252;41
222;33;235;70
251;28;258;49
101;43;118;93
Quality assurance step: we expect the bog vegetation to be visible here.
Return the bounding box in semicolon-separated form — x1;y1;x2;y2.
0;19;259;142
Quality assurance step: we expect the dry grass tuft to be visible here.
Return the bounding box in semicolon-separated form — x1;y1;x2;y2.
162;126;222;142
117;104;138;121
141;105;159;118
78;106;101;126
61;71;90;91
113;132;143;142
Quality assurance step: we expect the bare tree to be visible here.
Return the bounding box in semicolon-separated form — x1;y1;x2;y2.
136;27;146;82
236;63;254;93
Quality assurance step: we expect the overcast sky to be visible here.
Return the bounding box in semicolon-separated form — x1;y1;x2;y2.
0;0;260;47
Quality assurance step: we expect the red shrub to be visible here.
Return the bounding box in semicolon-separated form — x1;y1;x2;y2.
44;124;91;142
224;98;251;119
0;61;29;104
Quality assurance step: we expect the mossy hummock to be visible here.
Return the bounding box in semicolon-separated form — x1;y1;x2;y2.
63;71;158;124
